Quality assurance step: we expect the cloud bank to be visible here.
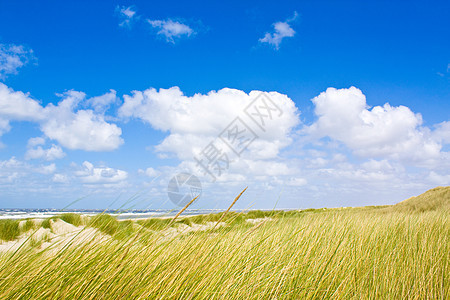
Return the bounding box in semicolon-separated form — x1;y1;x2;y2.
1;83;449;207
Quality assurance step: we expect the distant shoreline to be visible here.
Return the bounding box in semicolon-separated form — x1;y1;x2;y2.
0;208;295;220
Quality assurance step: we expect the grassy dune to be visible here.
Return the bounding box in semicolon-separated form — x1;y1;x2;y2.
393;186;450;212
0;187;448;299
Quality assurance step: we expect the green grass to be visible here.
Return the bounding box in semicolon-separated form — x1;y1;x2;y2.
22;219;36;232
114;220;137;240
41;218;52;229
393;186;450;212
0;208;448;298
182;210;274;225
57;213;83;227
0;187;448;298
138;217;172;230
0;219;20;241
89;214;119;236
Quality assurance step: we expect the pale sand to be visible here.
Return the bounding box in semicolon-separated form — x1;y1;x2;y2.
0;218;235;253
245;217;273;225
120;214;200;221
0;219;109;254
160;221;227;239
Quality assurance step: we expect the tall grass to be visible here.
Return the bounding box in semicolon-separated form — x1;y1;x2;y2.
57;213;83;227
0;219;20;241
393;186;450;212
22;219;36;232
0;208;447;299
89;214;120;236
0;219;37;242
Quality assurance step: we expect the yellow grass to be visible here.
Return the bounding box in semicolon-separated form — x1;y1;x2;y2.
0;187;448;299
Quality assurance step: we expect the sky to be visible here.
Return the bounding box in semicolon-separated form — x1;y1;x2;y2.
0;0;449;209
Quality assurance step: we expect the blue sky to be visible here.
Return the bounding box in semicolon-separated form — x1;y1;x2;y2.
0;0;449;209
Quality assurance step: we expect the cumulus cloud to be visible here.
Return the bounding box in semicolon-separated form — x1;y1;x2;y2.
41;110;123;151
0;157;56;185
1;82;448;208
0;157;23;183
432;121;450;144
85;89;117;114
147;19;194;43
27;137;45;147
0;43;36;79
119;87;299;156
116;5;138;28
119;87;300;181
259;12;298;49
427;171;450;185
138;167;160;177
306;87;446;165
40;90;123;151
0;83;44;142
75;161;128;184
52;173;68;183
37;163;57;175
25;143;66;161
0;83;44;121
0;84;123;151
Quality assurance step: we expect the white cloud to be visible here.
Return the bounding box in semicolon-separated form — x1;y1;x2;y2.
27;137;46;147
119;87;300;184
0;157;56;185
75;161;128;184
147;19;194;43
0;83;44;143
286;177;307;186
0;83;44;121
243;160;293;177
0;118;10;143
41;90;124;151
259;12;298;49
432;121;450;144
427;171;450;185
41;110;123;151
0;84;124;151
0;157;24;183
116;5;138;28
26;144;66;161
306;87;446;165
119;86;299;161
52;173;68;183
138;167;160;177
37;163;56;175
85;89;117;114
0;43;36;79
1;82;449;208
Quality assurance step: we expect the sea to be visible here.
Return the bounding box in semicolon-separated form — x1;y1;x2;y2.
0;208;228;220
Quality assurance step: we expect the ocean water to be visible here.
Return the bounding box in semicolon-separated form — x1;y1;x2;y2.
0;208;227;220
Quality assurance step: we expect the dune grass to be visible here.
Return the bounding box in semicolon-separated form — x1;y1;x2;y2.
138;217;172;230
56;213;84;227
0;187;448;298
89;214;120;236
393;186;450;212
0;208;448;299
0;219;20;241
